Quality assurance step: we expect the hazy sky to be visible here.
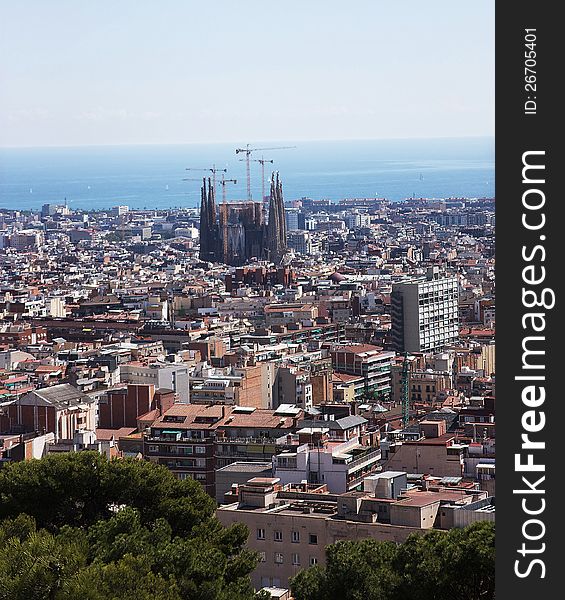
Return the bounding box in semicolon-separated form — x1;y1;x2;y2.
0;1;494;148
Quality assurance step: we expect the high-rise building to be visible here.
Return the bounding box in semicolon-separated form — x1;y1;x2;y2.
391;267;459;353
285;208;300;231
41;203;58;218
111;205;129;217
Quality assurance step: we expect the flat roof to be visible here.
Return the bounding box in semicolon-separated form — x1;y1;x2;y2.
216;462;272;473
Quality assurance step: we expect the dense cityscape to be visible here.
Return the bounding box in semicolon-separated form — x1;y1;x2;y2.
0;171;495;596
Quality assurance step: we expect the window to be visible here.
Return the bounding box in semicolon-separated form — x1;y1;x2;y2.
257;528;265;540
274;530;283;542
309;556;318;566
195;446;206;454
259;551;266;563
309;534;318;545
292;553;301;566
274;553;284;564
291;530;300;543
148;445;158;452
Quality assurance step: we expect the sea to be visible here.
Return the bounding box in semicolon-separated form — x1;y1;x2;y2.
0;137;494;211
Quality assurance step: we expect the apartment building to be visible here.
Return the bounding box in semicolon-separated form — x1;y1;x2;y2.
390;364;452;405
217;473;489;589
330;344;393;400
273;427;380;493
391;267;459;353
273;366;313;411
264;303;319;328
143;403;304;496
143;403;221;495
190;364;269;409
120;361;190;403
382;433;467;478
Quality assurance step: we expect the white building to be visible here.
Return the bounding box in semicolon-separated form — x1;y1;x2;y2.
120;362;190;403
391;267;459;353
273;430;381;493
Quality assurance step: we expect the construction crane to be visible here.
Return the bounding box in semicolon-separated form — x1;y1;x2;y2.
235;145;296;201
218;175;237;204
239;157;274;202
218;176;237;263
185;165;227;194
401;352;410;428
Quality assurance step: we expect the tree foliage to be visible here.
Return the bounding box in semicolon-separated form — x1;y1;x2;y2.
0;452;261;600
290;521;495;600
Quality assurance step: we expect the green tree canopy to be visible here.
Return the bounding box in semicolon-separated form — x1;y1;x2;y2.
0;452;262;600
290;521;495;600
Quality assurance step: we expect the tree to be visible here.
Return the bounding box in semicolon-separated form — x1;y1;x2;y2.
290;522;495;600
0;453;261;600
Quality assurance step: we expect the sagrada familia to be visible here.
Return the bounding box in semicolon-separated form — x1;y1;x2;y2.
198;172;287;266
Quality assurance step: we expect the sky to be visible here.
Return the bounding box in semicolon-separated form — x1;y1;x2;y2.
0;1;494;148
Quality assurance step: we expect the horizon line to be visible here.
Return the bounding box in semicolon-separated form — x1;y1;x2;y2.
0;134;495;151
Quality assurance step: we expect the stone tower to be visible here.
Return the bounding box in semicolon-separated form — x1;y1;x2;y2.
198;177;219;262
266;171;287;263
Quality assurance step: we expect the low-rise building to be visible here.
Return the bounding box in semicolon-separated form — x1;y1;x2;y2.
0;383;96;442
273;427;380;493
217;473;489;589
120;361;190;403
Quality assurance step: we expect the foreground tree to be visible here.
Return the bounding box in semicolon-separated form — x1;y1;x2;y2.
290;521;495;600
0;452;261;600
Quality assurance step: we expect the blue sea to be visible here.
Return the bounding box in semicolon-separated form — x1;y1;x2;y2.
0;137;494;211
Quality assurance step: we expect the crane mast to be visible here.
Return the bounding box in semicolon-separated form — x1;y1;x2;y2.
235;144;295;201
185;165;227;196
218;175;237;204
218;175;237;263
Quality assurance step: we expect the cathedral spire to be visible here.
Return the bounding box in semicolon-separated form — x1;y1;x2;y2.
266;171;287;263
199;177;218;262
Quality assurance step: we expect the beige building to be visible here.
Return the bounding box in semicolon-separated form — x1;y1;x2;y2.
190;363;273;409
217;473;488;589
382;434;467;478
390;364;452;405
218;478;420;589
332;373;357;403
264;303;319;328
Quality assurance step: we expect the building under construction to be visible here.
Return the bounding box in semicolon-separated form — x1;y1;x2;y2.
199;172;287;266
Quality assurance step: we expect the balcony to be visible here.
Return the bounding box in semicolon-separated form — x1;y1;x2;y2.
215;436;280;445
332;448;381;469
